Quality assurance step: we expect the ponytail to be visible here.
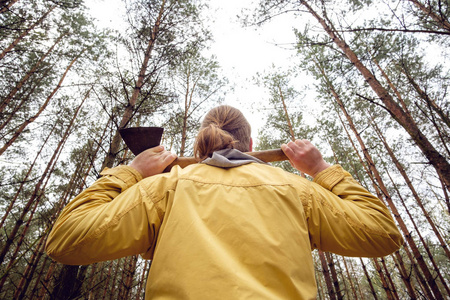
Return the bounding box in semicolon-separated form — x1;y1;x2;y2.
194;105;251;161
194;123;236;160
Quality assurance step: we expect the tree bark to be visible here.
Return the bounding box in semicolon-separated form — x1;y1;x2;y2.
372;258;395;300
0;0;20;14
407;0;450;31
325;252;343;300
0;48;86;156
372;120;450;259
0;32;67;114
0;91;87;267
318;250;337;300
386;169;450;296
360;258;379;300
311;52;443;298
0;5;56;61
300;0;450;190
101;0;167;170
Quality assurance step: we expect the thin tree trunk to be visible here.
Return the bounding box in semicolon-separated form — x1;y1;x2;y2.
315;267;325;300
108;258;122;300
380;257;399;299
372;120;450;259
0;5;56;61
0;0;20;13
137;260;149;300
407;0;450;31
0;90;87;266
391;251;418;299
38;260;57;298
122;255;138;299
14;234;47;299
30;254;50;298
360;258;379;300
373;258;395;300
400;63;450;129
318;250;337;300
325;252;343;300
101;0;166;170
0;123;55;229
333;99;419;298
380;257;400;300
312;54;443;299
372;57;450;157
277;84;296;142
0;49;86;156
342;258;358;300
100;261;115;300
386;169;450;295
86;264;98;300
301;0;450;190
0;65;53;133
0;33;67;113
179;66;192;157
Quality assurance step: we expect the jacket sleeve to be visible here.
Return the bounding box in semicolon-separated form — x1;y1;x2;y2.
306;165;403;257
45;165;162;265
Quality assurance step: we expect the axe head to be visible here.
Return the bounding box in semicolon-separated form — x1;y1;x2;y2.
119;127;164;156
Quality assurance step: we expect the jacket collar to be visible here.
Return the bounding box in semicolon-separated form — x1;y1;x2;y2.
201;148;266;168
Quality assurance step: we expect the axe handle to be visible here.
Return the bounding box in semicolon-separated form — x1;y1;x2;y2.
164;149;288;172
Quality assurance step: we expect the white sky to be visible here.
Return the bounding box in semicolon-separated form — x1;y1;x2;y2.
86;0;303;144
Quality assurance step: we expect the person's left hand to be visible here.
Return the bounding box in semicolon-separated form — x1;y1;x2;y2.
129;145;177;178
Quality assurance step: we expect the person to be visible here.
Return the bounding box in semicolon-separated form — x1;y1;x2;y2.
46;105;403;299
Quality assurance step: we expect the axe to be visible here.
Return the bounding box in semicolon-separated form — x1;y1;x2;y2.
119;127;288;172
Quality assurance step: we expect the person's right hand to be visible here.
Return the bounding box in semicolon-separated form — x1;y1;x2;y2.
281;139;330;178
129;145;177;178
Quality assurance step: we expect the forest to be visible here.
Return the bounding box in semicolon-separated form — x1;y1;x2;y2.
0;0;449;299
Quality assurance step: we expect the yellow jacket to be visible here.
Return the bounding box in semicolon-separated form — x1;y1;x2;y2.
46;162;403;299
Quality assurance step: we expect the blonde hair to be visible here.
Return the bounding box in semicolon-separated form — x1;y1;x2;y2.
194;105;251;160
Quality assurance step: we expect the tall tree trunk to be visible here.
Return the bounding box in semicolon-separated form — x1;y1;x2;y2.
0;5;56;61
0;123;55;229
0;66;53;132
137;259;150;300
360;258;379;300
301;0;450;190
0;90;87;265
277;84;295;141
372;258;395;300
380;257;400;300
391;252;418;299
407;0;450;31
312;55;443;298
30;254;50;298
0;32;67;113
372;57;450;158
325;252;343;300
0;0;20;13
122;255;138;299
38;260;57;298
400;63;450;129
332;95;419;298
101;0;166;170
0;49;86;156
14;234;47;299
372;120;450;259
342;257;359;300
386;169;450;295
318;250;337;300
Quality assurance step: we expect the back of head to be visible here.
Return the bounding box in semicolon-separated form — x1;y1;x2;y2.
194;105;251;160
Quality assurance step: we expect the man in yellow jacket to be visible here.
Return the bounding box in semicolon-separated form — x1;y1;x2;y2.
46;105;403;299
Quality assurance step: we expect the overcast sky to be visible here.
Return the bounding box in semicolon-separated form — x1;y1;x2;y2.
86;0;303;141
